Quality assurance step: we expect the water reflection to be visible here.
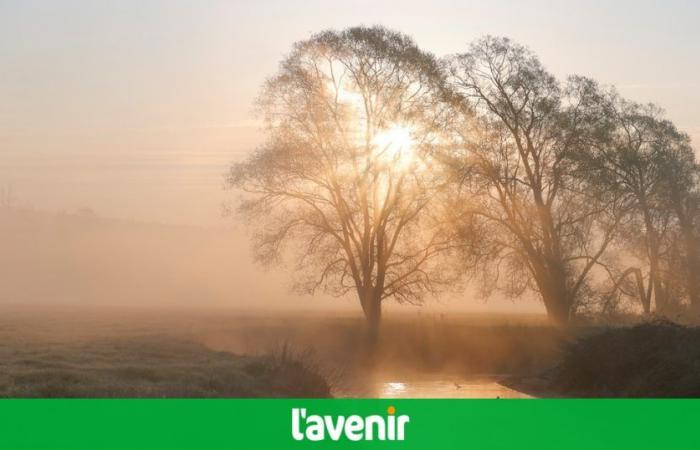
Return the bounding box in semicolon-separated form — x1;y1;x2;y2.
384;382;408;396
378;378;531;399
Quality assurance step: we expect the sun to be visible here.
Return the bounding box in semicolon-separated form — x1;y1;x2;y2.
371;124;417;170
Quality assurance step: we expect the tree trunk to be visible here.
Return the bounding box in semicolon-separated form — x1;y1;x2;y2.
641;206;668;314
649;257;668;313
366;300;381;345
537;263;572;326
541;288;571;325
359;288;382;345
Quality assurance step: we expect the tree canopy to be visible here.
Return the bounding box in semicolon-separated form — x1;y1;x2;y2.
228;27;700;329
227;26;460;338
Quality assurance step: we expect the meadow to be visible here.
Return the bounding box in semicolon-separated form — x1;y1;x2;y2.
0;305;566;398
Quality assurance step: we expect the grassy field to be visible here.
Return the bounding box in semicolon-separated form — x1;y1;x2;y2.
0;306;337;398
0;336;329;398
0;305;567;397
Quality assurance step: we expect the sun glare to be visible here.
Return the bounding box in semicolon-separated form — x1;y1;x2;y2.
372;124;417;170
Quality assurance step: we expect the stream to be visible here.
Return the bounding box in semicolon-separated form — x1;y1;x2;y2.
337;375;532;398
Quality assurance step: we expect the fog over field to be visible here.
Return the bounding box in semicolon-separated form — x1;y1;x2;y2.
0;206;540;314
0;206;302;310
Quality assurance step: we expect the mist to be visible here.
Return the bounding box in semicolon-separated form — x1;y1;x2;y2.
0;206;316;311
0;205;542;316
2;1;699;401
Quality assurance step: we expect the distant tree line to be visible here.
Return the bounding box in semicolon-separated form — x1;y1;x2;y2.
228;26;699;336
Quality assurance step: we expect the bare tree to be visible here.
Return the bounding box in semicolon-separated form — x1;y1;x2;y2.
444;37;628;324
661;139;700;314
572;92;699;314
227;27;459;340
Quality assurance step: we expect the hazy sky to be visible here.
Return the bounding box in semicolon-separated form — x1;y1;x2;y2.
2;0;699;225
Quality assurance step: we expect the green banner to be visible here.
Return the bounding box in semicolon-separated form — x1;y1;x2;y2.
0;399;697;449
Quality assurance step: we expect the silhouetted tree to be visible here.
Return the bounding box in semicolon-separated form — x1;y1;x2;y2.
229;29;700;326
662;141;700;314
573;94;699;314
227;27;459;340
444;37;628;324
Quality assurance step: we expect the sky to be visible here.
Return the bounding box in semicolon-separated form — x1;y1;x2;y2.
1;0;699;226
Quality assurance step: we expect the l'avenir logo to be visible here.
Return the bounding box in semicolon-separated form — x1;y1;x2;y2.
291;406;410;442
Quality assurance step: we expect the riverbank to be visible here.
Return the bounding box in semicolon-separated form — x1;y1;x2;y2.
0;336;330;398
504;320;700;398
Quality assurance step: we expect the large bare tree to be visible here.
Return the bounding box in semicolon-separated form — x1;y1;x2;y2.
444;37;628;324
577;94;700;314
227;27;458;339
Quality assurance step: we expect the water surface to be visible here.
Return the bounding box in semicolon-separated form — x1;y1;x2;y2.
338;375;531;398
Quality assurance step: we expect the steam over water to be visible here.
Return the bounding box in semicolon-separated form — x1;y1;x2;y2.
337;376;531;398
377;379;531;399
